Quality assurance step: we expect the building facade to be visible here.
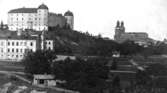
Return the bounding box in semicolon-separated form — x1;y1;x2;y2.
0;31;53;61
8;4;74;31
48;13;66;28
8;4;49;31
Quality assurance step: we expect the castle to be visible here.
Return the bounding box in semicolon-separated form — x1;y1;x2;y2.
8;4;74;31
114;21;154;46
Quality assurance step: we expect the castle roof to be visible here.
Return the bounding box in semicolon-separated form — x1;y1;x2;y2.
8;8;37;13
64;10;73;16
38;4;48;10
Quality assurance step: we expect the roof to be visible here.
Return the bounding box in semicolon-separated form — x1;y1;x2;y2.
64;10;73;16
38;4;48;10
34;74;55;79
8;8;37;13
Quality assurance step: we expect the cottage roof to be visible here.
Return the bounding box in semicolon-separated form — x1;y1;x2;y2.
34;74;55;79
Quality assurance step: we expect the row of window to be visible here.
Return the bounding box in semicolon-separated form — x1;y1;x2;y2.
7;48;26;53
7;54;24;59
0;54;24;59
10;17;47;21
7;41;34;46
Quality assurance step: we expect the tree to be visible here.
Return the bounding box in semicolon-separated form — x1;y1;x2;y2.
22;50;56;75
52;57;109;93
119;40;144;56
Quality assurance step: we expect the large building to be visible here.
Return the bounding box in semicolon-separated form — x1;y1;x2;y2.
0;30;53;61
8;4;74;31
114;21;154;46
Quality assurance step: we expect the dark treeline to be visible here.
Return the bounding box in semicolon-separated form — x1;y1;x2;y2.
23;50;167;93
23;50;109;93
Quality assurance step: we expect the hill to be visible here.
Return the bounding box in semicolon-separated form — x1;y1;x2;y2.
45;28;119;56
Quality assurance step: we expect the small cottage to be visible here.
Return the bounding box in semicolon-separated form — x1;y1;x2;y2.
33;74;56;87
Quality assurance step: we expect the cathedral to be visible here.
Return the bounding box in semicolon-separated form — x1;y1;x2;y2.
114;21;155;46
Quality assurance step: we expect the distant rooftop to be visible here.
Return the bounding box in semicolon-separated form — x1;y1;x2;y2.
8;8;37;13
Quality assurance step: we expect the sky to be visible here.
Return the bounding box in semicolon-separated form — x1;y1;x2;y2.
0;0;167;40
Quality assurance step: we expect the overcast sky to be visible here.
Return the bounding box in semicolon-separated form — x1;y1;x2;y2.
0;0;167;40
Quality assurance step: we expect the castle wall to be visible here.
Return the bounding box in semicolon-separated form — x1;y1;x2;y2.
48;13;66;28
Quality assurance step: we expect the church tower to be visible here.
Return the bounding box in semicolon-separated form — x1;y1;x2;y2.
114;21;125;41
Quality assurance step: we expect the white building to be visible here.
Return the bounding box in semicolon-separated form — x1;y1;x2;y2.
0;31;54;61
8;4;75;31
33;74;56;87
8;4;48;31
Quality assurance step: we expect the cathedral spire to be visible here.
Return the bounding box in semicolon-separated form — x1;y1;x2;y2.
116;20;120;28
121;21;124;27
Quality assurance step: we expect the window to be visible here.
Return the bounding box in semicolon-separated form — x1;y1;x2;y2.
8;49;10;52
8;42;10;46
20;49;22;53
48;42;51;45
16;42;19;46
16;55;18;58
48;47;51;50
39;79;44;84
16;49;18;53
24;42;26;46
12;48;14;52
30;42;33;46
12;42;14;46
1;42;3;46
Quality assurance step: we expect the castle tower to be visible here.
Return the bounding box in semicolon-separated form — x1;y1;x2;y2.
64;10;74;29
37;4;49;31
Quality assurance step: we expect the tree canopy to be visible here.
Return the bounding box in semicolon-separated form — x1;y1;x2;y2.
23;50;56;74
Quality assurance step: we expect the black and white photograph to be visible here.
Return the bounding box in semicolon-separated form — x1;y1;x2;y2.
0;0;167;93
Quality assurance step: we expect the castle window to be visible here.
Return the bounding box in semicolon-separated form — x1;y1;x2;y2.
8;42;10;46
1;42;3;46
16;42;19;46
7;49;10;52
16;49;18;53
12;42;14;46
24;42;27;46
12;48;14;52
20;49;22;53
20;42;23;46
